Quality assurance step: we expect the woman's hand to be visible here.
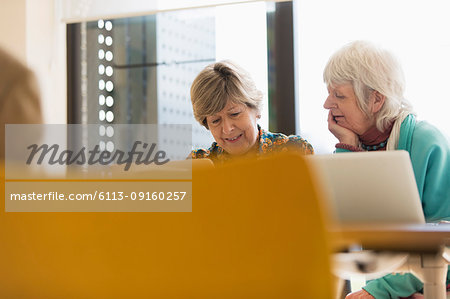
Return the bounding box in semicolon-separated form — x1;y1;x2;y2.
407;294;424;299
346;290;425;299
327;110;359;147
345;289;375;299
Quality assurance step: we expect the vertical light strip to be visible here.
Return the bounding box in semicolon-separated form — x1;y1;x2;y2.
141;16;148;123
78;21;89;172
80;22;88;125
97;19;115;153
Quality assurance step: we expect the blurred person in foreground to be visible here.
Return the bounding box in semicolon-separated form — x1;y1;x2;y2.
189;60;313;164
323;40;450;299
0;46;42;159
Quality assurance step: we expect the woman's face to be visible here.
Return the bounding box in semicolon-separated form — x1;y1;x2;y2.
323;83;375;135
206;100;259;156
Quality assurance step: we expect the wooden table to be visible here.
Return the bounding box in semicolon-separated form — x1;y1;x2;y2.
330;224;450;299
331;223;450;252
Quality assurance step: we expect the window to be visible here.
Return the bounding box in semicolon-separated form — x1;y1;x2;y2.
67;2;294;150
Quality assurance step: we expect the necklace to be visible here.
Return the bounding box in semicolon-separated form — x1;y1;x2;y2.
361;138;389;151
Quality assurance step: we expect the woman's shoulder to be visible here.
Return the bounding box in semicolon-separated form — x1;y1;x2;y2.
414;120;446;136
260;129;314;154
189;142;222;159
189;148;211;159
413;121;450;147
406;120;450;160
286;134;314;154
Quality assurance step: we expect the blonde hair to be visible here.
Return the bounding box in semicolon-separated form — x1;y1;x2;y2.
323;40;414;131
190;60;263;129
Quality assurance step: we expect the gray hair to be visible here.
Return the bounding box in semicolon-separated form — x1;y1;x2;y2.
190;60;263;129
323;40;414;131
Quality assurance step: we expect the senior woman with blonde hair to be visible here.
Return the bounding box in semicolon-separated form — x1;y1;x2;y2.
323;40;450;298
189;60;313;163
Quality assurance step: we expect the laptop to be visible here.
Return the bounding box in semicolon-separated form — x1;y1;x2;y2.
306;150;426;224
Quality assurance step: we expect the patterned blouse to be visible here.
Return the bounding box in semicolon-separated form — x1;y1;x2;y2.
189;126;314;164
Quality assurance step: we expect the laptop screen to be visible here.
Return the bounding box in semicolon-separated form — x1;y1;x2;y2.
306;150;425;224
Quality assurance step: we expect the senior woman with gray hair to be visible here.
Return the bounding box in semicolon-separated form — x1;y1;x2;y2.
189;60;313;163
323;40;450;298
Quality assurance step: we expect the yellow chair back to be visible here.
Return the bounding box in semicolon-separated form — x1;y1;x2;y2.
0;152;333;298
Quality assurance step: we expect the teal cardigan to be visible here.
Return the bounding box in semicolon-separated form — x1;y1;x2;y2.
337;114;450;298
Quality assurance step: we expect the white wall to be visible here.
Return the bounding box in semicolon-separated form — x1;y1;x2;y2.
0;0;66;124
0;0;26;61
26;0;67;124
